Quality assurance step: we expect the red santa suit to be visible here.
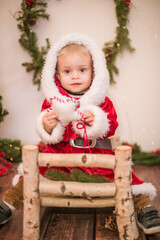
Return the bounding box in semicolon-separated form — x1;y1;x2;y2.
36;33;156;201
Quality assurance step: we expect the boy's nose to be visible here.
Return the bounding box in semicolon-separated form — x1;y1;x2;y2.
71;71;79;79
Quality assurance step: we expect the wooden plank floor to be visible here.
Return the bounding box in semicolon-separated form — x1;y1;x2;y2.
0;164;160;240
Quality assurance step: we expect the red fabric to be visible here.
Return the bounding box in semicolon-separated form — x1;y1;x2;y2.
40;77;143;185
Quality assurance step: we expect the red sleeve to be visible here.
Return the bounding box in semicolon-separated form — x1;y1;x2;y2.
41;99;52;112
100;97;119;138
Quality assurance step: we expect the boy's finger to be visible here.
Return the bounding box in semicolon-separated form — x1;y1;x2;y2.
84;117;94;123
83;112;94;119
83;112;89;118
46;114;59;121
47;108;58;116
46;109;59;117
47;119;58;125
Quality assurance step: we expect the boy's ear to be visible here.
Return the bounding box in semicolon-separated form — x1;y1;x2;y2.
55;71;60;80
55;63;60;80
92;70;95;79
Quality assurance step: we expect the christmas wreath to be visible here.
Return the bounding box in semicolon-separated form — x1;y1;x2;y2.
16;0;134;88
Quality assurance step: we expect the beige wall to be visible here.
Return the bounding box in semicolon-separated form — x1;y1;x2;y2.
0;0;160;151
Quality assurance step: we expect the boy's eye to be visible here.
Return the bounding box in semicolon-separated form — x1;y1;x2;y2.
80;68;85;72
65;70;70;73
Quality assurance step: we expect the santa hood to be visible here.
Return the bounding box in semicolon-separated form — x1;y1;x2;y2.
37;33;111;143
41;33;109;106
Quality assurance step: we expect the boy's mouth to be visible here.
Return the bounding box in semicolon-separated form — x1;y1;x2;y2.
71;83;81;86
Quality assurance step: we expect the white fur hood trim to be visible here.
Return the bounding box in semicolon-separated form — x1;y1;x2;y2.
41;33;109;106
132;182;157;200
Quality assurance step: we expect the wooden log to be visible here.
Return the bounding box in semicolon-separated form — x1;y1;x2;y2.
110;135;121;150
41;196;115;208
22;145;40;240
39;180;116;198
38;153;115;169
115;146;139;240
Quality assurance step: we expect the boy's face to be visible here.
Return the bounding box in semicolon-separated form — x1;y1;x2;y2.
57;50;92;94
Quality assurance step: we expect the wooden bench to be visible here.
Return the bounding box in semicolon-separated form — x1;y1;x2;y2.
22;136;139;240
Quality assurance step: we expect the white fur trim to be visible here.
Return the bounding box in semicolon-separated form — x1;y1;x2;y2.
72;105;110;139
12;163;23;186
132;183;157;200
41;33;109;106
36;109;65;144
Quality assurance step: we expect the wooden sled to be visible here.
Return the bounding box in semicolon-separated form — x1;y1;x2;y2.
22;136;139;240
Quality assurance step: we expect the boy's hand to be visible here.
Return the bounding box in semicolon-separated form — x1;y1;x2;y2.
83;111;94;126
43;110;59;134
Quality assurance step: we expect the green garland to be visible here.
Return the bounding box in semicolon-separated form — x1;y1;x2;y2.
16;0;134;88
123;142;160;165
45;168;111;183
0;96;8;123
16;0;50;89
0;139;22;162
103;0;135;84
133;152;160;165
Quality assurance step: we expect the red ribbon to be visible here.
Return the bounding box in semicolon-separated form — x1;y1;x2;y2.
76;122;92;153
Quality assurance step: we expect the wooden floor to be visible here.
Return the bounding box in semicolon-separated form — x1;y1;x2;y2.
0;164;160;240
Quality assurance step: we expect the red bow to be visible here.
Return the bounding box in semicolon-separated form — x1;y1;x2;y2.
76;122;92;153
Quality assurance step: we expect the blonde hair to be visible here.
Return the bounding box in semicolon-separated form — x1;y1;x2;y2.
58;44;91;57
56;44;93;72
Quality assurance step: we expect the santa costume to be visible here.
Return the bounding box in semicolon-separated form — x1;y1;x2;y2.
35;33;156;201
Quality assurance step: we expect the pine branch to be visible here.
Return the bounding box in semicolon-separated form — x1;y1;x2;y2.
45;168;111;183
45;169;70;181
0;96;9;123
16;0;50;89
122;142;160;165
103;0;135;84
70;169;110;183
133;153;160;165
